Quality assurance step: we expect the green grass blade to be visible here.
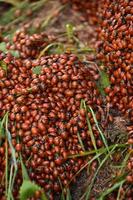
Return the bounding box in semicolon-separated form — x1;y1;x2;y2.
38;42;61;58
11;165;18;193
66;188;72;200
68;143;127;159
86;115;100;164
80;100;101;164
19;153;29;181
58;178;65;200
5;140;8;199
116;182;124;200
88;106;110;155
84;145;117;200
98;180;125;200
66;143;127;195
116;152;131;200
67;150;106;187
5;113;17;170
77;132;85;151
5;113;18;199
7;164;14;200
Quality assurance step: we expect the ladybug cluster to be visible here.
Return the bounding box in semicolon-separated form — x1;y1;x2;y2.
6;30;48;59
0;30;104;199
98;0;133;197
61;0;133;198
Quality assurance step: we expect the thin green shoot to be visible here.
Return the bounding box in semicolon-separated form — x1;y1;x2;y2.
120;185;132;200
19;153;30;181
59;178;65;200
1;112;17;199
0;112;8;133
98;179;126;200
5;112;18;200
68;143;127;159
67;151;103;189
11;163;18;195
93;148;129;200
0;113;7;143
64;144;127;198
66;144;115;188
66;23;75;42
116;152;131;200
117;183;123;200
5;113;17;170
88;106;111;157
5;140;8;199
80;99;101;164
77;132;85;151
38;42;62;58
82;144;118;200
66;188;72;200
7;164;14;200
